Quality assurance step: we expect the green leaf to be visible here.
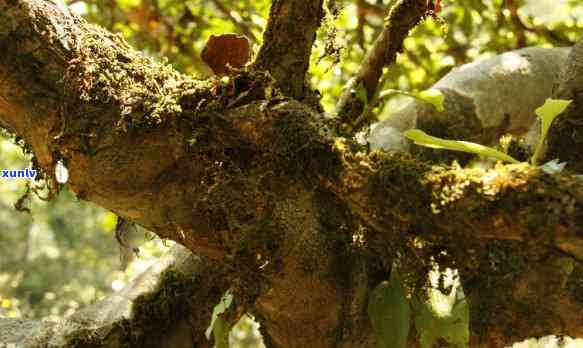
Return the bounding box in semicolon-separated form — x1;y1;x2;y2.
531;98;572;165
412;288;470;348
368;271;411;348
378;88;444;112
212;315;231;348
416;89;445;112
404;129;521;164
205;290;234;346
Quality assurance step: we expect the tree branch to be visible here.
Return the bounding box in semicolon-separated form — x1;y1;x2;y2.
0;246;229;348
335;0;429;134
211;0;259;43
252;0;325;99
546;35;583;171
2;1;583;346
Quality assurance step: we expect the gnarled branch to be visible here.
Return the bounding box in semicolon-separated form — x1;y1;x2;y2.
252;0;325;99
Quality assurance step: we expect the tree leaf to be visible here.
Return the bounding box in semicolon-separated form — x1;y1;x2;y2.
404;129;521;163
531;98;572;165
205;290;234;341
212;315;231;348
368;271;411;348
201;34;251;75
412;287;470;348
416;89;445;112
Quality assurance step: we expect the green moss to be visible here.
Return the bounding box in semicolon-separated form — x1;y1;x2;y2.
372;152;433;228
271;108;342;185
463;241;525;340
124;268;199;346
500;135;531;162
65;25;211;129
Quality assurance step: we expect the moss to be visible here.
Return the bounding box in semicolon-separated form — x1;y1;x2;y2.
65;25;212;130
124;268;199;347
463;241;525;341
500;134;531;162
567;263;583;305
371;152;433;230
271;107;343;185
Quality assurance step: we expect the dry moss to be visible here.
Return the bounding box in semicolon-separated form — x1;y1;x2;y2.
65;24;212;129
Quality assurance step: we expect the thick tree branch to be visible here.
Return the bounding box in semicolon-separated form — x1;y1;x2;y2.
335;0;429;134
0;246;229;348
252;0;325;99
327;149;583;261
326;148;583;341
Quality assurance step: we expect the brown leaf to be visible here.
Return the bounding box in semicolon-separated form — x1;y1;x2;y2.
201;34;251;75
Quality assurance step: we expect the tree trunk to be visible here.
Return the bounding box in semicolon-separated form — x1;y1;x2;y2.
0;1;582;347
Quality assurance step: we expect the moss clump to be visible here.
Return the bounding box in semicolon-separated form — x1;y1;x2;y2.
463;241;525;341
270;106;342;185
125;268;199;346
65;25;211;129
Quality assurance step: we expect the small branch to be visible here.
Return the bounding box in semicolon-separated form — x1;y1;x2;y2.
211;0;258;43
335;0;429;135
252;0;325;99
505;0;573;47
505;0;527;48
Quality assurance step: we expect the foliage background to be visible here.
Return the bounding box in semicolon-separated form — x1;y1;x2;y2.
1;0;583;346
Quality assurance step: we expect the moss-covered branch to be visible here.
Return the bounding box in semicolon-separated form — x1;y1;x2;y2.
328;145;583;261
2;1;583;346
335;0;429;134
0;246;229;348
252;0;325;99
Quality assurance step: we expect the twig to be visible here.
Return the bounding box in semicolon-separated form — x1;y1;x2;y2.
211;0;258;43
505;0;573;47
335;0;429;135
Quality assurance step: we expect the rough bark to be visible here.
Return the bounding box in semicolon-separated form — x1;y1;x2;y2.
0;1;583;347
252;0;325;99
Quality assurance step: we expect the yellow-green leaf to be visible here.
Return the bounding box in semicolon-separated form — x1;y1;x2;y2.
404;129;521;164
206;290;233;345
368;271;411;348
416;89;445;112
412;289;470;348
531;98;572;165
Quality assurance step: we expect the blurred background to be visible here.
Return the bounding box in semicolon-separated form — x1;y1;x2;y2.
1;0;583;346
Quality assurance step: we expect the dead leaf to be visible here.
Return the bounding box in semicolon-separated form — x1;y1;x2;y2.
201;34;251;75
